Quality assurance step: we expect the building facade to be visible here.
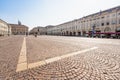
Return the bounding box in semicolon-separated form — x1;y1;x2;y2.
0;19;9;36
46;25;55;35
9;23;28;35
30;26;47;35
47;6;120;38
8;25;12;36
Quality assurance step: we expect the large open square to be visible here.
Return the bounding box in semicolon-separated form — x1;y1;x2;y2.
1;0;120;79
0;35;120;79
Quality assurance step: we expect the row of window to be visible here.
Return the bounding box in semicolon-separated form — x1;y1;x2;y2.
0;31;8;34
60;19;120;28
0;23;7;27
13;32;26;34
79;18;120;24
80;12;120;23
12;29;26;31
51;20;120;32
0;25;8;29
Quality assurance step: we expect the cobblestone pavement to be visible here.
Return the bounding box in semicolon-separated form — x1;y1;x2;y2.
0;36;24;79
26;36;89;63
1;35;120;80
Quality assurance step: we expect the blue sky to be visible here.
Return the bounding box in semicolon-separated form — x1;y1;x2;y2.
0;0;120;30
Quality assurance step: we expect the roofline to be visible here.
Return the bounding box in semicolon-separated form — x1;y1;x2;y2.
55;5;120;27
0;19;7;24
8;23;29;28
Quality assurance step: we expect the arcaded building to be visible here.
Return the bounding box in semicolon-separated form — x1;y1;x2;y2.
30;25;55;35
46;25;55;35
30;26;47;35
0;19;9;36
47;6;120;38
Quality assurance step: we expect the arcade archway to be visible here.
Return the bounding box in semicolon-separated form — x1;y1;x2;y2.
104;27;111;38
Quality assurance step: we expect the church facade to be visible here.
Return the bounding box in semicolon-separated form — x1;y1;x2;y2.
8;21;29;35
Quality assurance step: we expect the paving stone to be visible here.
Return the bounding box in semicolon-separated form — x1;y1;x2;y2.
1;36;120;79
